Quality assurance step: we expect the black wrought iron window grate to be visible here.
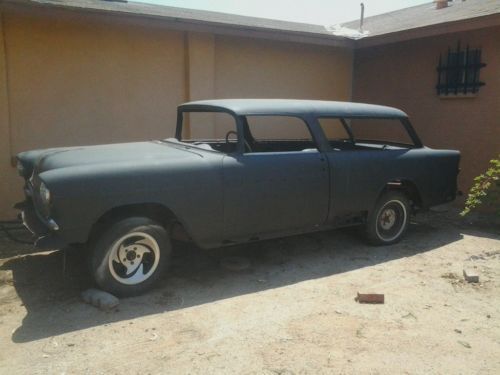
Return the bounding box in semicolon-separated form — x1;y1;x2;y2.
436;42;486;96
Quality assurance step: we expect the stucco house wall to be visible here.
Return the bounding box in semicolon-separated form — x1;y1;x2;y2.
0;5;353;219
352;25;500;197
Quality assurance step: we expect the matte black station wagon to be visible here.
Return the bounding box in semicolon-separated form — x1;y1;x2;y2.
16;99;460;296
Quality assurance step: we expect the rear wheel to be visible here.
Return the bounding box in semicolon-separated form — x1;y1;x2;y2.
89;217;171;297
365;191;410;245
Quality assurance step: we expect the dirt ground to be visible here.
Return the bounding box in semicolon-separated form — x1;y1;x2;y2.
0;210;499;374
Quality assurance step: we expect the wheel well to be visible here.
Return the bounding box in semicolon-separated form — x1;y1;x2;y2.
382;180;423;210
88;203;190;244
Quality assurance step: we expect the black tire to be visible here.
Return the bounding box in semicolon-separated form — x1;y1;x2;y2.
89;217;171;297
365;191;410;245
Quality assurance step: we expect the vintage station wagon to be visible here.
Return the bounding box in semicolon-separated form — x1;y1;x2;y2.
16;99;460;295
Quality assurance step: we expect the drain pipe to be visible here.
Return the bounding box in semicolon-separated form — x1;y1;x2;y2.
359;3;365;32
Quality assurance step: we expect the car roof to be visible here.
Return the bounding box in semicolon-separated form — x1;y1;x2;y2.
178;99;408;118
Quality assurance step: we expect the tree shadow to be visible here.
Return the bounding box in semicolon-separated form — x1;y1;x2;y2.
0;216;483;343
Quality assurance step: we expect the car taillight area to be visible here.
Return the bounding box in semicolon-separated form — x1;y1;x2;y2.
430;151;461;204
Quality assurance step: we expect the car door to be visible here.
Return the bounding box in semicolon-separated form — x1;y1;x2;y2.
222;150;329;242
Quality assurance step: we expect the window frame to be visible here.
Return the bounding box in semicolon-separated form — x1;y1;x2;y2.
238;114;322;155
175;110;324;155
175;108;424;153
175;107;244;154
316;116;423;150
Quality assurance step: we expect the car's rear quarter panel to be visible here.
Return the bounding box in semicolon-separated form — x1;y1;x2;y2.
326;147;459;220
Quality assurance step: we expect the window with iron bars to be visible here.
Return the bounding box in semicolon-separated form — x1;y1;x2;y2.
436;42;486;96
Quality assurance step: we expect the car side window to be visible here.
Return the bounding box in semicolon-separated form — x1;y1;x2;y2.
244;116;318;153
349;118;414;146
180;112;239;153
318;118;351;140
319;117;414;150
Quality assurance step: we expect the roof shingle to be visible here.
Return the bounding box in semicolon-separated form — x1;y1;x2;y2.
5;0;351;45
3;0;500;47
342;0;500;37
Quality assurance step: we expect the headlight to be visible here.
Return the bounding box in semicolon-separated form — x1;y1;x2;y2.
39;182;51;206
16;161;25;176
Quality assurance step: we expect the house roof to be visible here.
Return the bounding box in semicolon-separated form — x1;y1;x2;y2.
2;0;352;47
343;0;500;47
179;99;408;118
3;0;499;48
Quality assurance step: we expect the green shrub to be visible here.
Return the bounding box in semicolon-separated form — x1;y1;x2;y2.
461;156;500;216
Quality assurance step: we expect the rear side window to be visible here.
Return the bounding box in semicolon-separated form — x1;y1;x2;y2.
319;117;413;147
349;118;413;145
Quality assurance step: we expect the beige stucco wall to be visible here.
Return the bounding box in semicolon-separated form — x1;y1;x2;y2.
0;6;186;219
4;8;186;151
0;13;17;222
0;6;353;220
215;35;352;100
214;36;353;138
353;26;500;200
188;35;354;138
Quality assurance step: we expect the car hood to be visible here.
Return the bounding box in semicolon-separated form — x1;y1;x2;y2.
17;141;206;177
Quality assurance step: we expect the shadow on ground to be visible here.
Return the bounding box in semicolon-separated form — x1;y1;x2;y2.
2;214;493;343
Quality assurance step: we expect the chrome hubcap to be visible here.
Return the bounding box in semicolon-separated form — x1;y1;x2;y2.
108;232;160;285
379;208;397;230
375;200;407;242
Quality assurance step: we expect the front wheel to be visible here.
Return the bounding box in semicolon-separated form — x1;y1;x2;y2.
89;217;171;297
365;191;410;245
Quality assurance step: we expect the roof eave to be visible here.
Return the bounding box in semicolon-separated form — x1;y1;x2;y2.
0;0;354;48
3;0;497;50
354;13;500;48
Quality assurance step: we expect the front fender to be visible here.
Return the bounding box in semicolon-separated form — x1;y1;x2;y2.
40;157;225;247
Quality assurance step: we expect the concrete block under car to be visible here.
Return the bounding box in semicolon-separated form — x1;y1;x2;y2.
81;288;120;310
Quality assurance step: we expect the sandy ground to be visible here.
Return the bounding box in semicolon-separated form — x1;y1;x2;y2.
0;211;499;374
